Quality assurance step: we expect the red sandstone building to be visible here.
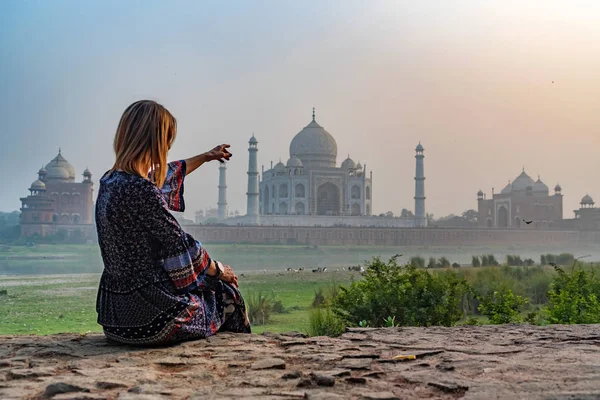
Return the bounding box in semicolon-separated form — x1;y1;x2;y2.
477;169;563;229
19;150;95;238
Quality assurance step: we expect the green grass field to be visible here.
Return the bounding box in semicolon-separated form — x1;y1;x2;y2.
0;271;356;336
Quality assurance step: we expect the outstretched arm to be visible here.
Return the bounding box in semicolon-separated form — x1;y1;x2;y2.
185;144;232;175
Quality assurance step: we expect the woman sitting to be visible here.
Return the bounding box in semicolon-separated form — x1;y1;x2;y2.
95;100;250;346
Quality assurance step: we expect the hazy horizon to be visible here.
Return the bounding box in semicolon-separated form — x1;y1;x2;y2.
1;0;599;219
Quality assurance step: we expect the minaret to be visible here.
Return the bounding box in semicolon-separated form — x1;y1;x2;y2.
246;135;260;224
217;163;228;221
414;142;426;227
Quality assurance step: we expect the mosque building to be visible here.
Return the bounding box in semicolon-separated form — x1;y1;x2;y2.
476;169;563;229
216;109;427;228
19;150;95;238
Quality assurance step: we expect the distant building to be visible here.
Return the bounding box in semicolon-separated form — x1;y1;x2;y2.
219;109;427;228
19;150;95;238
559;194;600;231
477;169;563;229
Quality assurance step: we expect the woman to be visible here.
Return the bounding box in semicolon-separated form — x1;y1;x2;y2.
95;100;250;346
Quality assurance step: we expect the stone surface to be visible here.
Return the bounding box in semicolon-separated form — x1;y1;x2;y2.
1;325;600;399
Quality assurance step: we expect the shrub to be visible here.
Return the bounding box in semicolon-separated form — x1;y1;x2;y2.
410;256;425;268
333;255;468;328
427;257;437;269
506;255;523;266
438;257;451;268
546;263;600;324
246;292;274;325
272;300;287;314
307;307;346;337
477;284;529;324
312;285;340;308
524;258;535;267
472;256;481;268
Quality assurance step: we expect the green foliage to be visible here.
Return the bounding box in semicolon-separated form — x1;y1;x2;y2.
438;257;451;268
546;263;600;324
471;256;481;268
307;307;346;337
463;316;480;326
272;300;288;314
427;257;437;269
506;255;524;266
358;320;369;327
480;254;499;266
477;284;529;324
410;256;425;268
333;255;468;328
524;258;535;266
541;253;575;266
246;292;274;325
383;316;397;327
312;285;339;308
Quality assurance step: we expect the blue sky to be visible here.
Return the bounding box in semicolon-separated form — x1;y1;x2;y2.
1;0;599;218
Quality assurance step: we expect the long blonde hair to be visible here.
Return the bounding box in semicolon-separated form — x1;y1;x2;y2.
111;100;177;187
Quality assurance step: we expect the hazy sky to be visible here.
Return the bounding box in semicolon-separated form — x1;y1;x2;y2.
1;0;599;219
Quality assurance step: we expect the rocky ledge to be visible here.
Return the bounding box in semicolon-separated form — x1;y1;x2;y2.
1;325;600;399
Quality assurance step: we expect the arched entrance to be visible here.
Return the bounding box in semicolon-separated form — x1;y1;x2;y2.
487;218;492;228
317;182;340;215
514;217;521;228
295;202;305;215
351;203;361;216
497;206;508;228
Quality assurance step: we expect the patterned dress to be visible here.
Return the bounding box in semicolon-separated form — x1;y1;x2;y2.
95;160;250;345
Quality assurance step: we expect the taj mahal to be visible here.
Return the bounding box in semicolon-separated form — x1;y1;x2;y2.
208;109;427;228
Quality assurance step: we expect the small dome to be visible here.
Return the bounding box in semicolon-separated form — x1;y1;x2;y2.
416;142;424;151
511;170;536;191
341;156;356;170
356;162;363;170
274;161;286;172
249;135;258;144
83;168;92;177
533;177;549;193
286;156;303;168
477;189;484;196
554;184;562;192
30;179;46;191
581;194;594;205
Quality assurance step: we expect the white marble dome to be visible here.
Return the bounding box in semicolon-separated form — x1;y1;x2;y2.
341;156;356;170
286;156;303;168
289;111;337;168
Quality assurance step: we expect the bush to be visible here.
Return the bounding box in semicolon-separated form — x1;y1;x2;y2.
333;255;468;328
472;256;481;268
410;256;425;268
477;284;529;324
246;292;274;325
524;258;535;267
506;255;523;266
546;263;600;324
272;300;287;314
438;257;451;268
312;285;339;308
427;257;437;269
307;307;346;337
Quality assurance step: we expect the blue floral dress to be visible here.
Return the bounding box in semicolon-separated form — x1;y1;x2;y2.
95;160;250;345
